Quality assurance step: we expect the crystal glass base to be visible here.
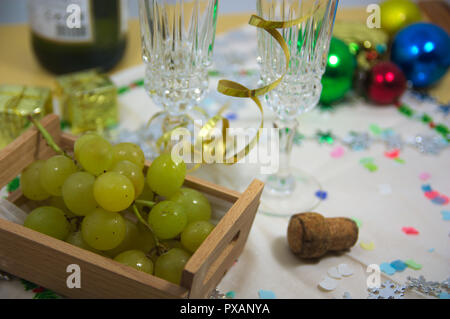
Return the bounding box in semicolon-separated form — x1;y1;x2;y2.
144;109;206;160
259;167;322;217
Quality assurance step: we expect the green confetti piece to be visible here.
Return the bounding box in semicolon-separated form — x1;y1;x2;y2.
133;79;145;87
352;217;362;228
405;259;422;270
208;70;221;77
117;86;130;95
394;158;405;164
364;163;378;172
398;105;413;117
435;124;449;135
369;124;382;135
6;177;20;193
421;114;432;123
225;291;236;298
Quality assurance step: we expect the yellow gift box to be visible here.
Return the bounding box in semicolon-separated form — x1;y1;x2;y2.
56;70;118;134
0;85;53;149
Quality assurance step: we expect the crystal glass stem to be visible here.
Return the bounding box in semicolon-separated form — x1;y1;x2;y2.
266;118;298;195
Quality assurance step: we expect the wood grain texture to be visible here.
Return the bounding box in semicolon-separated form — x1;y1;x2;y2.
0;114;263;299
0;114;60;189
418;0;450;34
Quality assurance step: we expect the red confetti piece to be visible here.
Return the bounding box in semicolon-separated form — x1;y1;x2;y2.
384;149;400;159
402;227;419;235
425;191;440;199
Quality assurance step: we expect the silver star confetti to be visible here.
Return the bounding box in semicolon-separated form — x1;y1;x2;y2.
411;134;449;155
380;129;404;150
368;280;406;299
209;289;230;299
342;132;372;151
405;276;450;297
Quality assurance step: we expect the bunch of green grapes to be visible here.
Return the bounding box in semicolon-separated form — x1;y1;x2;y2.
19;133;217;285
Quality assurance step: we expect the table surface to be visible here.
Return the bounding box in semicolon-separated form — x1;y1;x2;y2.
0;7;449;300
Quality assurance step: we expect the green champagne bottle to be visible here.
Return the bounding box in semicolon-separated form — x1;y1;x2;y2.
29;0;128;74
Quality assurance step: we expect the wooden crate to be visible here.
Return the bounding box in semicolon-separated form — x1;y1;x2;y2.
0;114;264;299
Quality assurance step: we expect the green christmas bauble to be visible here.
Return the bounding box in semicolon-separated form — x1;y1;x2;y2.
320;37;356;105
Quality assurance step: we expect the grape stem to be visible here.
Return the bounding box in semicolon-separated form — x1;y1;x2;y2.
28;116;71;159
132;203;166;255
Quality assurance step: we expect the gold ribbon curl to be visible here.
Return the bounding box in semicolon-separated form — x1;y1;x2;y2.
153;11;315;167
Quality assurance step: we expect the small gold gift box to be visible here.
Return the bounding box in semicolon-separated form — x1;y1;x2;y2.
0;85;53;149
56;70;118;134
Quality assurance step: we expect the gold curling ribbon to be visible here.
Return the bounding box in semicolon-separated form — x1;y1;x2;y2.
152;11;316;167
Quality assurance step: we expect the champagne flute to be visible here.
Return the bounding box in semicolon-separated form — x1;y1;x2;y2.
256;0;338;216
139;0;219;158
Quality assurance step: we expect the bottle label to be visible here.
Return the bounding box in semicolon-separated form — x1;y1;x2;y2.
29;0;93;43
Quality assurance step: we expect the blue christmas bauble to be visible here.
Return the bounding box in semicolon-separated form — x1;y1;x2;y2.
391;23;450;88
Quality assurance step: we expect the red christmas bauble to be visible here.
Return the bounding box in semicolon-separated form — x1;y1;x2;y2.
366;61;406;105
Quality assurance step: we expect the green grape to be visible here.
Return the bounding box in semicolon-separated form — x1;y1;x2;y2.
148;201;187;240
62;172;97;216
24;206;70;240
135;223;156;253
21;160;51;201
181;221;215;253
154;248;190;285
48;196;75;217
40;155;77;196
104;219;140;258
114;250;154;275
74;133;98;161
93;172;135;212
146;153;186;197
66;231;102;254
81;208;126;250
170;188;212;223
112;142;146;170
78;136;114;176
111;160;145;198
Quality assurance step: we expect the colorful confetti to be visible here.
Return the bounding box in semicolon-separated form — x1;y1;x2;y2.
338;264;353;277
390;260;407;272
327;267;342;279
419;172;431;181
360;157;378;172
405;259;422;270
380;262;396;275
225;291;236;299
421;185;449;205
428;248;435;253
384;149;400;159
330;146;345;158
258;289;276;299
318;277;338;291
360;241;375;251
402;227;419;235
315;190;328;200
441;211;450;221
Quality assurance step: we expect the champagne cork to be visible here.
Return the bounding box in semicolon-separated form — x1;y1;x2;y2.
287;212;358;259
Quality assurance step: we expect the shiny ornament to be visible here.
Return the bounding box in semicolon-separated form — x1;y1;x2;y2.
366;62;406;105
380;0;422;36
320;37;356;105
391;23;450;88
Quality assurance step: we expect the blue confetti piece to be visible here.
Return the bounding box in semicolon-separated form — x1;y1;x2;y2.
439;292;450;299
432;197;446;205
428;248;435;253
441;211;450;221
258;290;276;299
315;190;327;200
380;262;396;275
421;184;432;192
225;112;238;121
390;260;407;272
